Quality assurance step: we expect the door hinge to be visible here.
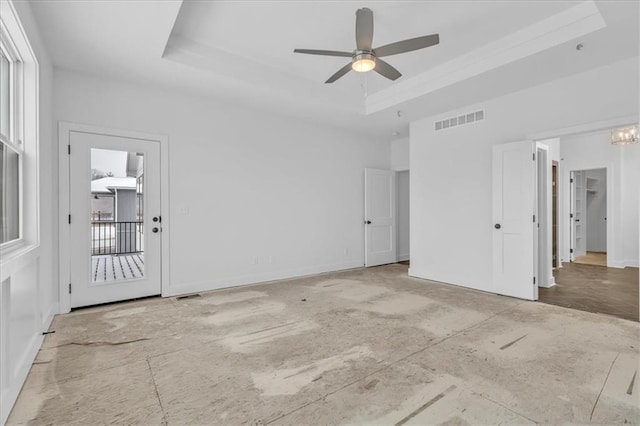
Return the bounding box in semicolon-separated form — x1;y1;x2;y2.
533;277;536;285
68;283;72;294
570;248;574;253
68;144;71;155
533;153;536;161
533;214;536;223
570;213;573;218
68;214;71;224
570;178;573;183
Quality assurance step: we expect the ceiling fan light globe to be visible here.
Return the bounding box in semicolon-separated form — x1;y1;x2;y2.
352;58;376;72
352;52;376;73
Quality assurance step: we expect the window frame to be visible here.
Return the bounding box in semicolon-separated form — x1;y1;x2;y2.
0;17;25;251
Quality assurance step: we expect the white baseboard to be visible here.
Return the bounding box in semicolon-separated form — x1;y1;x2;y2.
1;305;56;425
408;267;495;296
607;260;627;269
163;260;364;297
623;259;639;268
397;254;410;262
539;275;556;288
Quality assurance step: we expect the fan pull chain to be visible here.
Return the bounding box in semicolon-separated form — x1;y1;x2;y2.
361;72;369;98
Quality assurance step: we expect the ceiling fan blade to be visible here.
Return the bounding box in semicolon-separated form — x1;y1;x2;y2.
325;63;353;84
293;49;353;57
374;34;440;57
355;8;374;51
374;59;402;81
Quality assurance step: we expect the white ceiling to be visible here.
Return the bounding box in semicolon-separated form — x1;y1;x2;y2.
28;0;639;138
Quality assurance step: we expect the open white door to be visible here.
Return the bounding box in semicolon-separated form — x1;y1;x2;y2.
569;171;576;261
570;171;587;260
535;142;552;292
364;168;396;267
492;141;536;300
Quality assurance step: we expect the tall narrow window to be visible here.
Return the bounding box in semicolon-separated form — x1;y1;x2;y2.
0;38;22;245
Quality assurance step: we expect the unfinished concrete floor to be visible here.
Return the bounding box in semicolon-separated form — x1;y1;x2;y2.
9;264;640;425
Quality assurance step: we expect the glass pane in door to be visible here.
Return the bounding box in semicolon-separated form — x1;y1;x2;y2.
90;148;145;283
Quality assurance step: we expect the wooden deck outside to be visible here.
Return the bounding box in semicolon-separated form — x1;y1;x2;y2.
92;254;144;283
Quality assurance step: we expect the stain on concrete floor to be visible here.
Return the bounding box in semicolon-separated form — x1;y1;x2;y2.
8;264;640;425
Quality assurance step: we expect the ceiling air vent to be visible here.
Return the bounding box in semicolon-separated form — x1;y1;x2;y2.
435;109;484;131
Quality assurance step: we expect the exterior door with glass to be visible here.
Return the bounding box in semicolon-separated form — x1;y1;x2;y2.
69;131;161;308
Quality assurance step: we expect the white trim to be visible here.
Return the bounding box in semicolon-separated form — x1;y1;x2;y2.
0;238;24;257
540;276;556;288
58;122;170;313
164;260;363;297
408;267;494;296
0;244;39;282
397;254;410;262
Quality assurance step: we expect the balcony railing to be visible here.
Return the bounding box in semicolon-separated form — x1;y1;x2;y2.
92;221;144;255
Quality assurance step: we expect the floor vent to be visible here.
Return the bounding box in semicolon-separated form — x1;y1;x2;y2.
176;293;202;300
435;109;484;131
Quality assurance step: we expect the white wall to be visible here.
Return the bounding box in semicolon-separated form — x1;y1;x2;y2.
397;171;410;261
585;168;606;252
53;70;390;297
409;57;638;293
0;1;56;424
560;131;639;267
390;138;409;171
542;138;561;164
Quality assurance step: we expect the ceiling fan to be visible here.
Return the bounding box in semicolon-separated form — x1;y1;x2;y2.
294;7;439;84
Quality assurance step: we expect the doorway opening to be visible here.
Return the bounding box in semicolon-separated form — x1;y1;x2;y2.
570;168;607;266
364;168;397;267
363;168;410;268
535;127;638;322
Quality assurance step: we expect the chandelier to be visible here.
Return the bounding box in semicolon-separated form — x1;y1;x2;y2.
611;125;638;145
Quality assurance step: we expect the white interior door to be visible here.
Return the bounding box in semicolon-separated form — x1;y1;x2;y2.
492;141;536;300
535;143;552;290
570;171;577;261
69;131;162;308
364;168;396;267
